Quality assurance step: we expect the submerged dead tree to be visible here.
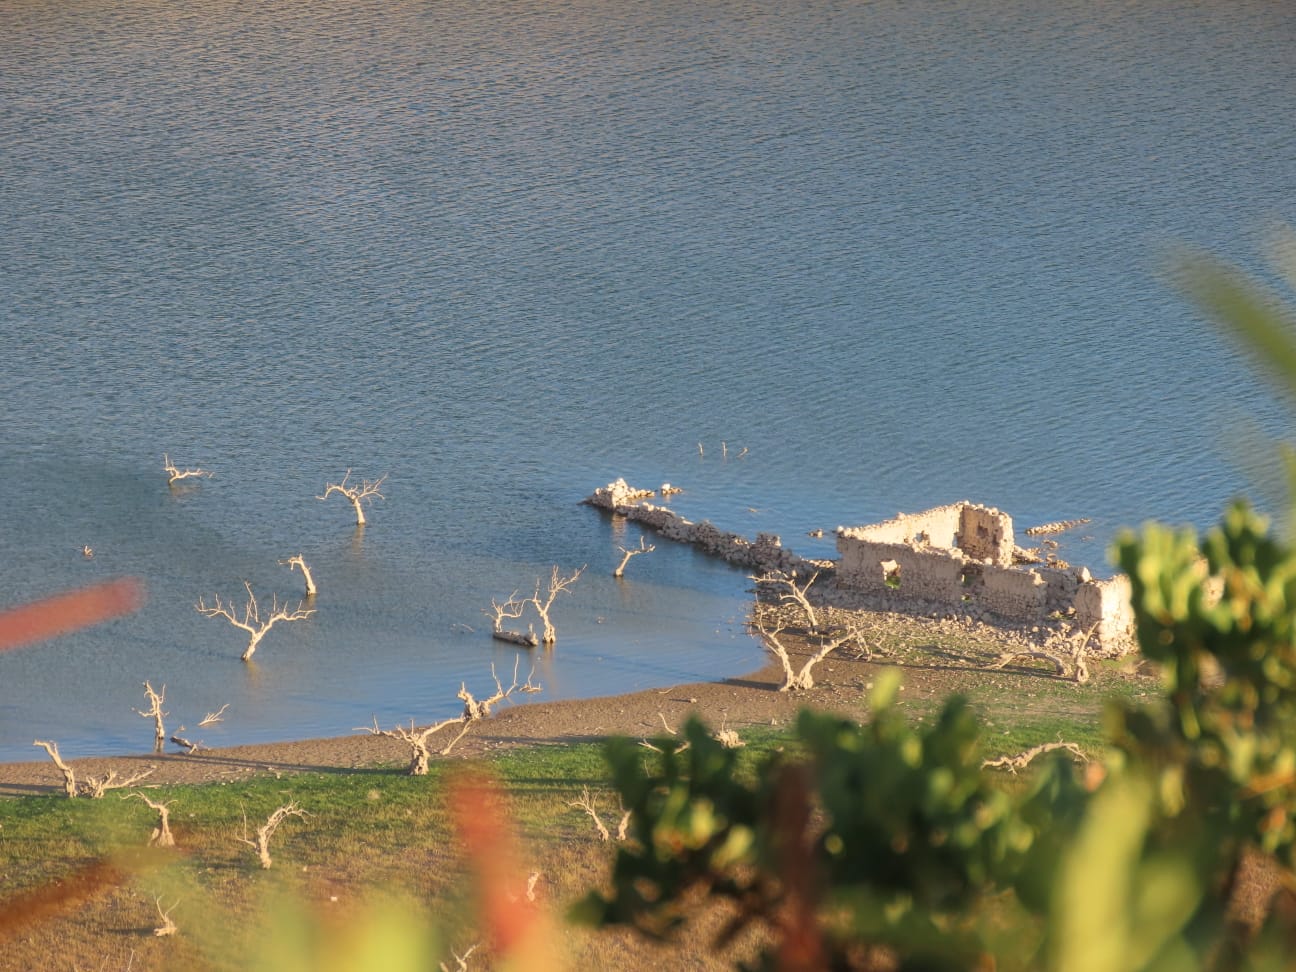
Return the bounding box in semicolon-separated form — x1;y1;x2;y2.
196;582;315;661
613;537;655;578
163;454;213;486
484;591;539;647
317;469;387;526
133;681;168;753
280;554;318;597
531;565;585;645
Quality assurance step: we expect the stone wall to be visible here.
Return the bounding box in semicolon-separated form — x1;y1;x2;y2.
835;501;1134;655
583;482;1136;656
583;479;823;577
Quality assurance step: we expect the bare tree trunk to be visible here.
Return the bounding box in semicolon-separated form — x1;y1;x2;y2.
239;803;308;869
33;739;76;798
133;681;167;753
532;565;585;645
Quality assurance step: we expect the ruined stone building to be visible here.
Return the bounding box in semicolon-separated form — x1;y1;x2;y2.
835;502;1133;654
585;481;1135;655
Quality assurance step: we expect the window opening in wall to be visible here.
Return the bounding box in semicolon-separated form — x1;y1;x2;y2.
881;559;901;589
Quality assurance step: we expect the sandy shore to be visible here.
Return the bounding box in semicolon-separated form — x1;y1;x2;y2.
0;647;888;797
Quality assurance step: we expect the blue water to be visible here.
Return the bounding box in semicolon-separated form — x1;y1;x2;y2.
1;0;1293;761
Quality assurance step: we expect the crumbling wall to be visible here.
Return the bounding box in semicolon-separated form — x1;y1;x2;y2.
957;505;1015;566
836;500;1134;655
977;565;1047;618
585;482;1136;656
583;479;822;577
838;505;964;548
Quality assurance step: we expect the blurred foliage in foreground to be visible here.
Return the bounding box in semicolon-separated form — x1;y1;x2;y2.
572;247;1296;970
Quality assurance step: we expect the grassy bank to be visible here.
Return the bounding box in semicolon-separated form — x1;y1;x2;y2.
0;652;1151;972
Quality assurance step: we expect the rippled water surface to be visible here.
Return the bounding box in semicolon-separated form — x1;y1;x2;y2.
1;0;1293;760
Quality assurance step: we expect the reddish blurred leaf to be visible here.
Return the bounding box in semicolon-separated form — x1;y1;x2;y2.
0;578;144;652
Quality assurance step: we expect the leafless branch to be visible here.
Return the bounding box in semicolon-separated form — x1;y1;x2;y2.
132;681;167;753
153;896;179;937
33;739;77;798
358;660;542;774
81;767;155;799
440;943;480;972
163;454;213;486
279;554;318;596
198;703;230;727
238;802;308;869
124;792;175;847
355;713;467;776
484;590;538;647
531;564;585;645
750;618;859;691
196;581;315;661
983;741;1088;774
317;469;387;526
614;537;655;578
750;570;822;633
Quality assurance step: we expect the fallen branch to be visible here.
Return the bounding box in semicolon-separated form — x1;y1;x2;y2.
484;591;538;647
170;731;203;755
81;767;155;799
440;943;480;972
983;742;1088;774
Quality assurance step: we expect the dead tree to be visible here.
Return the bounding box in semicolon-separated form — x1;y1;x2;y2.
751;620;860;692
153;897;179;937
317;469;387;526
280;554;318;596
484;591;538;647
613;537;655;578
531;564;585;645
569;787;631;842
33;739;77;798
196;581;315;661
357;661;542;775
163;454;213;486
751;569;822;633
239;802;308;869
133;681;168;753
124;792;176;847
81;768;155;798
440;943;480;972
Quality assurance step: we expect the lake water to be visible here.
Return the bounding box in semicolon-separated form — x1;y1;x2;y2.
1;0;1294;761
